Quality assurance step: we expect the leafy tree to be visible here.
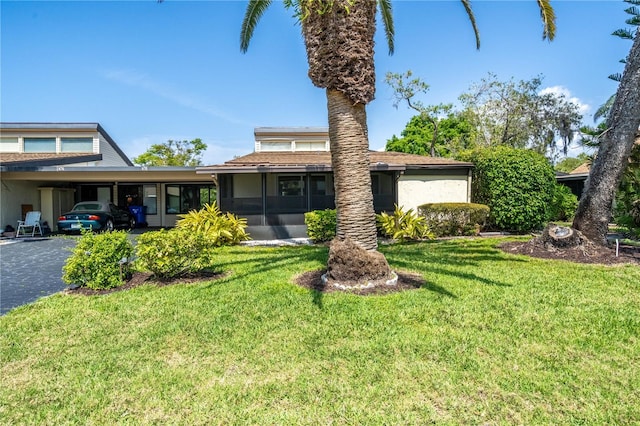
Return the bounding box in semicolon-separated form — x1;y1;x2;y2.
555;153;590;173
385;71;475;157
132;138;207;167
459;74;582;159
385;113;474;158
573;7;640;244
240;0;556;281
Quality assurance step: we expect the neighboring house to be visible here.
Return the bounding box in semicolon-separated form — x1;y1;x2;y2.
556;163;590;198
0;123;215;230
197;127;473;239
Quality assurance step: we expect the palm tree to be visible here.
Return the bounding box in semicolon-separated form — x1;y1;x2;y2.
241;0;556;282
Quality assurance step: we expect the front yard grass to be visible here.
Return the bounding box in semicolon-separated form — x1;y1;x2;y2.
1;237;639;424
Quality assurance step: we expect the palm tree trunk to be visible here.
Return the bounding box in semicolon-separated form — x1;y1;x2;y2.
573;30;640;244
326;89;378;251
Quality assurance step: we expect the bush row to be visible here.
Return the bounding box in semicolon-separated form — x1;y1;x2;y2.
62;204;249;290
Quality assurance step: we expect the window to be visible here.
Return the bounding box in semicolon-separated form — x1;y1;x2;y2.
0;137;19;153
165;184;216;214
24;137;56;153
143;185;157;215
61;137;93;153
278;175;304;196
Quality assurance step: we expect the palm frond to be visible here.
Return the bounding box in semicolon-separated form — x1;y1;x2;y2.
594;94;616;123
612;28;635;39
458;0;480;49
378;0;395;55
537;0;556;41
240;0;273;53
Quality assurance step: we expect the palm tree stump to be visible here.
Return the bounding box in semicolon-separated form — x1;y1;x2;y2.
325;238;393;286
539;223;588;249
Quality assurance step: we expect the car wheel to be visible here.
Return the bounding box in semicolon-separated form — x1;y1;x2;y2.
104;219;115;232
129;217;136;230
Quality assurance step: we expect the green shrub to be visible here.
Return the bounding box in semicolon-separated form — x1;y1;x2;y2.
418;202;490;237
549;184;579;221
62;230;134;290
466;147;556;232
377;204;435;241
135;228;216;279
304;209;337;242
176;203;249;246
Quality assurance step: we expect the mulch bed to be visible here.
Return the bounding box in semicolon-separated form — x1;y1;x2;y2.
65;238;639;297
295;270;426;295
499;239;640;265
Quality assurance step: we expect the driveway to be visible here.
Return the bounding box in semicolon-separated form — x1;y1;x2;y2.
0;237;77;315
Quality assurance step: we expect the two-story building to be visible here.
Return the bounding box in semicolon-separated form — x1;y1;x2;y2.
0;123;214;230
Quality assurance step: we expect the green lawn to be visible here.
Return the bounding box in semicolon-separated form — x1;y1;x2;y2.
1;237;639;424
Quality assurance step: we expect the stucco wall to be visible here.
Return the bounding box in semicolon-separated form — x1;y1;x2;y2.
0;180;42;230
397;174;469;212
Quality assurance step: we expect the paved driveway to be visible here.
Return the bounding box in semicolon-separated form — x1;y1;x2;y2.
0;237;77;315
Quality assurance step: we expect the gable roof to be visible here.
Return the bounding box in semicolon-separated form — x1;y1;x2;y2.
198;151;472;174
569;163;590;175
0;122;133;166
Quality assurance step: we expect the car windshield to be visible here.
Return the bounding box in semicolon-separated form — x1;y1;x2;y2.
73;203;102;211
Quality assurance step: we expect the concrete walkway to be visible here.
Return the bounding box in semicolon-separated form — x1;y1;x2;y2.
0;237;77;315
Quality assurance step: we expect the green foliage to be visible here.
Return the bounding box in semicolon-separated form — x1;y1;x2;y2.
418;203;490;237
385;71;475;158
459;73;583;158
62;230;134;290
135;228;216;279
377;204;434;241
304;209;337;242
549;184;579;221
468;146;556;232
554;153;590;173
176;203;249;246
614;143;640;237
132;138;207;167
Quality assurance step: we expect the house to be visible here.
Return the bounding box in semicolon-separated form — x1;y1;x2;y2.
0;123;215;230
197;127;474;239
556;163;590;198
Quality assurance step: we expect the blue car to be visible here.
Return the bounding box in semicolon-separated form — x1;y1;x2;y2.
57;201;135;233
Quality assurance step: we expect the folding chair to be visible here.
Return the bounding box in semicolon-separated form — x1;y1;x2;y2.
16;211;43;237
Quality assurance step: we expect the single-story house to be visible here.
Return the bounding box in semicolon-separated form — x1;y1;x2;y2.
0;123;215;231
556;163;590;198
197;127;474;239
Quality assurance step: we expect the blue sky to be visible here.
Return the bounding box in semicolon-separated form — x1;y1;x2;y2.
1;0;632;165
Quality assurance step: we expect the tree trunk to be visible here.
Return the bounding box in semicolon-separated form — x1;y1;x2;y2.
327;89;378;251
573;29;640;245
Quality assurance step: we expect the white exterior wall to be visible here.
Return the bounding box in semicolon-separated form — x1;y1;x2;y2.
98;135;130;166
0;180;43;230
397;174;470;212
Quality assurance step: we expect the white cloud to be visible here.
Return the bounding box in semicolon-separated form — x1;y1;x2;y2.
102;69;252;126
539;85;591;115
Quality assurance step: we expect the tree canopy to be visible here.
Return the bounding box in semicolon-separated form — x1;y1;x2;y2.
459;73;583;159
132;139;207;167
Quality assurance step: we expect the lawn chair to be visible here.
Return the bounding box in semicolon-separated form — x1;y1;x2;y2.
16;211;43;238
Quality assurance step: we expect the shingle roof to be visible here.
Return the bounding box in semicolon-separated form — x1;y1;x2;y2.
570;163;590;175
0;152;103;167
198;150;472;174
